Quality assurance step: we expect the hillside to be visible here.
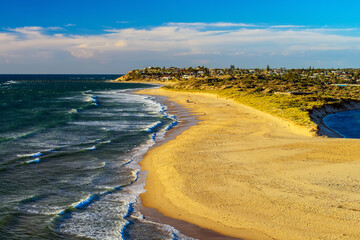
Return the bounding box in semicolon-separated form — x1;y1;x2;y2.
117;67;360;134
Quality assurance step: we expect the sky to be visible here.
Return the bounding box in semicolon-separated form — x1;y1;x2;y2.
2;0;360;73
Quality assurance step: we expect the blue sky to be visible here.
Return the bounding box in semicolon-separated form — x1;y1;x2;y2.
2;0;360;73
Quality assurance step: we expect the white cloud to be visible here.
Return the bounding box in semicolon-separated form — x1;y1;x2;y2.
167;22;255;28
2;22;360;66
270;25;305;28
9;26;44;38
307;27;358;32
47;26;63;31
12;26;43;32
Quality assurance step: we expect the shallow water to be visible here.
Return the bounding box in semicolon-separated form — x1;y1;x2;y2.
0;75;193;240
323;110;360;138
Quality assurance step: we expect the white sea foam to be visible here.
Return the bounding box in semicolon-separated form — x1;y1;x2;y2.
145;121;162;132
18;152;43;158
26;158;41;164
70;120;150;132
56;192;132;240
1;80;17;85
83;93;99;106
52;89;188;240
18;204;65;216
69;109;78;114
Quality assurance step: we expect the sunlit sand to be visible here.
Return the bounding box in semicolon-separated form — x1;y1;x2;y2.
139;88;360;240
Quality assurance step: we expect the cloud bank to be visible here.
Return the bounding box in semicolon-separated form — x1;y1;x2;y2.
1;22;360;72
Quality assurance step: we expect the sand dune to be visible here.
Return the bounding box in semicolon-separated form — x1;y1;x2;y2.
138;88;360;240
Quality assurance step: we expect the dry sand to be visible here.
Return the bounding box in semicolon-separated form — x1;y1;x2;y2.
138;88;360;240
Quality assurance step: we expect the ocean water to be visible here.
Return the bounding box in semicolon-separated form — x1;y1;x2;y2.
323;110;360;138
0;75;192;240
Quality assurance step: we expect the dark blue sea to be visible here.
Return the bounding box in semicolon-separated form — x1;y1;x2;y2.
0;75;192;240
323;110;360;138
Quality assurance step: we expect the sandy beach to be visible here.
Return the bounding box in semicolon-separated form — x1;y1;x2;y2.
138;88;360;240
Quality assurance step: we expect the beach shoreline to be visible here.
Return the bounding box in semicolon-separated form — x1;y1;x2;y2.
136;87;360;240
309;100;360;138
134;88;242;239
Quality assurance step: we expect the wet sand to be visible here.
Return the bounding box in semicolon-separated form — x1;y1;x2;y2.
138;88;360;240
134;92;240;239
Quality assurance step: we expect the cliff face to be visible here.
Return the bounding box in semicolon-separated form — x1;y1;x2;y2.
113;76;124;81
309;100;360;137
113;71;134;82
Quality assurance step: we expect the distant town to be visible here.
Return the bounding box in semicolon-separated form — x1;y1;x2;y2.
118;66;360;128
121;66;360;86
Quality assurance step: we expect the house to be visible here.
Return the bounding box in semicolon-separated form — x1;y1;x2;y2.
160;76;173;81
182;75;191;79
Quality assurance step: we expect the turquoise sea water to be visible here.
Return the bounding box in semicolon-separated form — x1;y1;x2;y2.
0;75;191;240
323;110;360;138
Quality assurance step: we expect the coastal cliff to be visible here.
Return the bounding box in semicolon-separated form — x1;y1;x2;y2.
113;71;133;82
310;100;360;137
113;70;174;83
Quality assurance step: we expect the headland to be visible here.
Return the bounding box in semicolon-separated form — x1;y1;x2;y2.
117;67;360;239
115;66;360;136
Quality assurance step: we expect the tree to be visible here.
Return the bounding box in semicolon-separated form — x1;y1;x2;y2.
230;65;235;70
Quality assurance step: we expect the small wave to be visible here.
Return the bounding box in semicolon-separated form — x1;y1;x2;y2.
1;80;17;85
0;136;14;143
50;168;141;239
26;158;41;164
17;196;67;215
69;109;78;114
19;195;42;204
52;184;132;222
83;93;99;107
151;133;156;142
91;95;99;106
142;96;167;113
52;197;130;239
32;152;43;157
83;161;106;170
57;171;139;217
45;90;186;239
18;206;64;216
122;156;134;167
165;120;178;131
72;194;100;210
2;128;43;143
131;216;197;240
70;120;150;132
145;121;162;132
81;140;112;152
17;152;43;158
91;95;98;103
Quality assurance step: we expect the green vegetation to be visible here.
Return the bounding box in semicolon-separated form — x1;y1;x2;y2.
118;66;360;131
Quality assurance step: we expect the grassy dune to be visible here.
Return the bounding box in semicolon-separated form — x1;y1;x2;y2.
163;86;343;132
118;68;360;133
